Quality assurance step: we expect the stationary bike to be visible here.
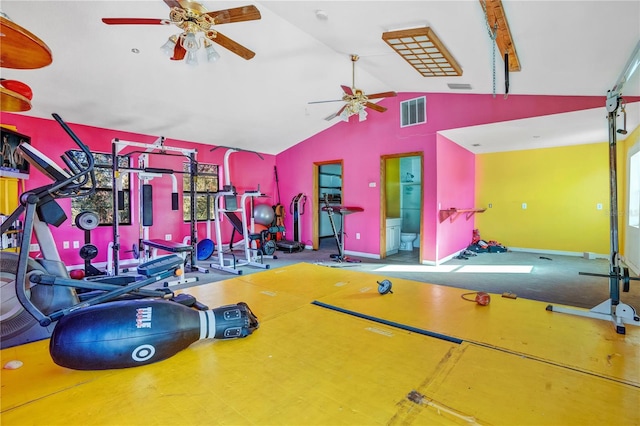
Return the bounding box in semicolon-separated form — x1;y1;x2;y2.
0;114;259;370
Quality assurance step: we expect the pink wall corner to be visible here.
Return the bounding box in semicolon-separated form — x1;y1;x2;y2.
435;134;476;261
1;113;275;267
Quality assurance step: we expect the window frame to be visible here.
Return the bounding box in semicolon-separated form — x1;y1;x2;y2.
69;150;132;226
182;161;219;222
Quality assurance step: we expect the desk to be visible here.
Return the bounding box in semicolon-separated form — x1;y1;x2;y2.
321;205;364;262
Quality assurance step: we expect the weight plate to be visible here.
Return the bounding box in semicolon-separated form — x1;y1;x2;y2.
197;239;215;261
75;211;99;231
79;244;98;260
264;240;276;256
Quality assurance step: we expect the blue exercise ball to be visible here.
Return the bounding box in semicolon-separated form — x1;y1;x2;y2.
254;204;275;226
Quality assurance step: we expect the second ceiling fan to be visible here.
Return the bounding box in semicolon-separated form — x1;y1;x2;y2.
102;0;261;63
310;54;397;122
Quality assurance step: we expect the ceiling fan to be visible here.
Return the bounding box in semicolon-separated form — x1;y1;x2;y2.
102;0;261;63
309;54;397;122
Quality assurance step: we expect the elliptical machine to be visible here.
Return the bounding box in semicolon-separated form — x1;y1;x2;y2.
0;114;259;370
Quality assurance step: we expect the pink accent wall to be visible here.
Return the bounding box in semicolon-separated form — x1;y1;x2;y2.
1;114;275;267
2;92;616;266
435;134;476;260
275;92;609;263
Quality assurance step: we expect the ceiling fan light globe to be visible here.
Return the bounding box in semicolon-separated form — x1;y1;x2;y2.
358;108;368;122
185;50;199;66
160;36;177;56
183;32;199;52
206;45;220;63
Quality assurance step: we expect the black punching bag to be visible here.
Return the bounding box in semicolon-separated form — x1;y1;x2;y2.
49;299;259;370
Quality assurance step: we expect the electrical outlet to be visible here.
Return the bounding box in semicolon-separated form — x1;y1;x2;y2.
165;234;172;241
29;243;39;252
63;241;70;249
73;241;80;249
488;203;492;208
597;203;603;210
356;233;361;240
522;203;527;209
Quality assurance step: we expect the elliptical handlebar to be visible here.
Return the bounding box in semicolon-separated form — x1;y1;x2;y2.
17;114;96;200
50;113;95;197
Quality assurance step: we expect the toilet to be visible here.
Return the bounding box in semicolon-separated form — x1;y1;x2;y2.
399;233;417;251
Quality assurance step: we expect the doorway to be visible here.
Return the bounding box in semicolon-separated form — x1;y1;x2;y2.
380;152;423;262
625;143;640;274
312;160;343;251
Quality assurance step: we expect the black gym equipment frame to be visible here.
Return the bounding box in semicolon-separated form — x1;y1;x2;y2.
110;138;202;277
1;114;203;349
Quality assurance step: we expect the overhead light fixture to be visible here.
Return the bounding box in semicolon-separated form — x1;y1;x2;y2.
339;98;368;122
159;5;222;65
382;27;462;77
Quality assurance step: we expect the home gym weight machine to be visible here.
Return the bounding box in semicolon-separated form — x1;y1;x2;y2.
546;40;640;334
0;114;203;349
109;137;208;285
208;146;272;275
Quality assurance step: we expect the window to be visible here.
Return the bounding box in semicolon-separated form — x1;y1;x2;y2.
400;96;426;127
69;151;131;225
629;150;639;228
183;162;219;221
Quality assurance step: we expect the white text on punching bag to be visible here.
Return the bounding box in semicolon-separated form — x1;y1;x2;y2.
136;307;152;328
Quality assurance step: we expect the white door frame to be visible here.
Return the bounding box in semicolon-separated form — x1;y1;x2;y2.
624;141;640;274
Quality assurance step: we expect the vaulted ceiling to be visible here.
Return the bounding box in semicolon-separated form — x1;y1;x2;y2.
2;1;639;155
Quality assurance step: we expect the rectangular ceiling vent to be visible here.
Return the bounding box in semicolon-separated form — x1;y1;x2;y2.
400;96;426;128
447;83;472;90
382;27;462;77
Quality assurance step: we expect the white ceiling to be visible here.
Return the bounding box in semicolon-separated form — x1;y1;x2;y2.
2;0;640;155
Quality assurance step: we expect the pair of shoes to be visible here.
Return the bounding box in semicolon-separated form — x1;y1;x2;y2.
454;254;468;260
463;250;477;257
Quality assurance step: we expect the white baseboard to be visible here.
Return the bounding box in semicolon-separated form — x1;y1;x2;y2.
508;247;609;259
344;250;381;260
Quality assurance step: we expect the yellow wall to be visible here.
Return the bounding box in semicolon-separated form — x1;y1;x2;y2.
385;158;400;217
0;177;19;216
475;143;611;254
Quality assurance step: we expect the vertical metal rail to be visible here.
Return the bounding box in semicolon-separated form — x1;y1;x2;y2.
111;139;120;275
607;108;621;307
189;151;197;269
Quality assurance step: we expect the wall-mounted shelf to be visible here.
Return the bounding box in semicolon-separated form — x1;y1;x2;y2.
439;208;486;223
0;169;29;179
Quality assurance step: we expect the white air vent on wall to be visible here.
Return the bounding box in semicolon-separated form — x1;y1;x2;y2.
400;96;426;127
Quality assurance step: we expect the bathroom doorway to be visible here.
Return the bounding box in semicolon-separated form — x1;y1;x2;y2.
380;153;423;262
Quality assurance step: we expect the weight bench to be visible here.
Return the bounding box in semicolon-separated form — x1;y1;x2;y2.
142;239;197;286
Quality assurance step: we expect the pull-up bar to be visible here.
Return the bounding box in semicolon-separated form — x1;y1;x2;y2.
210;145;264;188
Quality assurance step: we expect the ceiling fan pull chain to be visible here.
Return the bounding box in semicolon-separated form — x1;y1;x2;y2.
481;1;498;98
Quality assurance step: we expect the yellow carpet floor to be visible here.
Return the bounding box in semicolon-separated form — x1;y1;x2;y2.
1;263;638;425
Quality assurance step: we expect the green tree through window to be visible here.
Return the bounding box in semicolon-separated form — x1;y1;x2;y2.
69;151;131;225
183;162;218;222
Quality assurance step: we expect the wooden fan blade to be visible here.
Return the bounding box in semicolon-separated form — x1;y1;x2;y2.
163;0;182;8
207;5;261;24
209;31;255;60
365;102;387;113
308;99;343;104
325;105;347;121
366;91;397;100
341;85;353;96
102;18;171;25
171;40;186;61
